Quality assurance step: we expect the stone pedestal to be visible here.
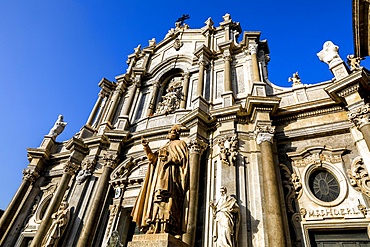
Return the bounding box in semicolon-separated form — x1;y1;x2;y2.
127;234;188;247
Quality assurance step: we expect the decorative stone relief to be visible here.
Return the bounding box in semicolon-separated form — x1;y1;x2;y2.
288;72;302;86
76;158;96;185
254;125;275;144
292;153;343;167
22;168;40;183
347;54;364;71
347;157;370;197
291;213;303;247
112;156;146;179
106;204;120;238
217;135;238;166
154;76;183;115
279;164;302;213
347;103;370;128
47;115;67;139
41;200;70;247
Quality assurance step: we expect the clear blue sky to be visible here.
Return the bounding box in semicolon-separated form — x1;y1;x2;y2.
0;1;368;209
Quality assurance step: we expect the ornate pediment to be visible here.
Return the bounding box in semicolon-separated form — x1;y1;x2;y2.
287;146;346;167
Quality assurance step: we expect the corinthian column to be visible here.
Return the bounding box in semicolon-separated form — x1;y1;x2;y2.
0;168;39;240
255;125;286;246
249;43;261;82
348;103;370;149
77;152;118;247
30;161;80;247
183;138;207;247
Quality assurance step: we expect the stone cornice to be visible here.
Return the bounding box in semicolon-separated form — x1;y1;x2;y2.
325;69;370;103
275;120;351;140
245;95;281;121
274;105;344;122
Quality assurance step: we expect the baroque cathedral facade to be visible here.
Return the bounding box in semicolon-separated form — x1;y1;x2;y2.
1;9;370;247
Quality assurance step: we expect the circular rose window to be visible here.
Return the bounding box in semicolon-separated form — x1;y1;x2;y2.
308;169;340;202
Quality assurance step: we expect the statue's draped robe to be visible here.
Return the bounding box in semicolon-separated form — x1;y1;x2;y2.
131;139;189;235
213;195;240;247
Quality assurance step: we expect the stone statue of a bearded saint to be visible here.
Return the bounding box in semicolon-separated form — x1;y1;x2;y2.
131;124;189;238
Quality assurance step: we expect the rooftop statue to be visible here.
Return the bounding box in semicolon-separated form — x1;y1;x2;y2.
288;72;302;86
47;115;67;139
131;124;189;239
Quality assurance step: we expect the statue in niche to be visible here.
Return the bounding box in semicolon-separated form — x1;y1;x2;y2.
210;186;240;247
131;124;189;238
47;115;67;139
41;200;70;247
218;135;238;166
154;77;183;115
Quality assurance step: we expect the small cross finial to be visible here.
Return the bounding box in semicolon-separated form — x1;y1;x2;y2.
176;14;190;26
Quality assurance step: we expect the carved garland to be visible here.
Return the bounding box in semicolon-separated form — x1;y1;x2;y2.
347;157;370;197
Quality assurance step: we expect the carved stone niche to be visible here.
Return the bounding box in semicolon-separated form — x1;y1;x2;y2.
287;146;347;207
154;74;184;116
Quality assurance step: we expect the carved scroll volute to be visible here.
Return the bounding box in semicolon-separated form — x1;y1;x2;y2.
347;157;370;197
279;164;302;213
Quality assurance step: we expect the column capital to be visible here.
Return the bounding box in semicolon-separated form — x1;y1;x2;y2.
198;58;208;67
64;161;80;175
182;72;190;80
223;53;232;62
22;168;40;183
102;152;119;169
255;125;275;144
248;43;258;54
188;138;208;154
348;103;370;128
